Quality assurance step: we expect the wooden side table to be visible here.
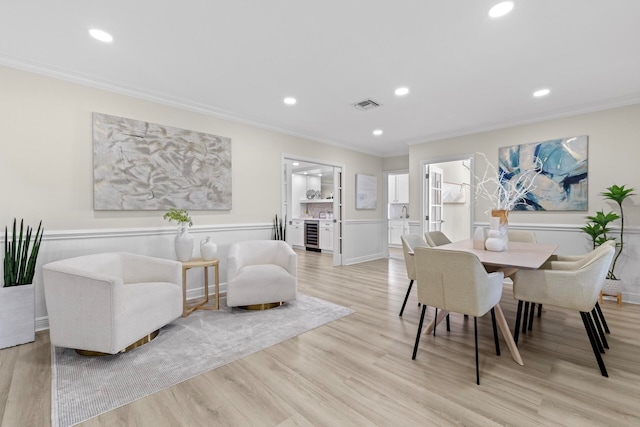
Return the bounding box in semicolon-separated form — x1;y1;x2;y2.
181;258;219;317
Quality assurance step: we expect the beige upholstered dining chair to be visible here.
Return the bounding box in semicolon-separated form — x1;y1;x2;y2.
511;245;615;376
424;230;452;247
507;229;537;243
412;247;504;385
399;234;428;316
505;229;539;328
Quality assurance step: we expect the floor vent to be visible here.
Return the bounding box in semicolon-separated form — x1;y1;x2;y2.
351;98;382;111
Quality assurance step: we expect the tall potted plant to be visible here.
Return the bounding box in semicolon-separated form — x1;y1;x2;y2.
2;218;43;348
581;184;634;298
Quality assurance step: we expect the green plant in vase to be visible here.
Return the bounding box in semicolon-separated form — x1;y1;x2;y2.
4;219;44;286
163;208;193;227
581;184;634;280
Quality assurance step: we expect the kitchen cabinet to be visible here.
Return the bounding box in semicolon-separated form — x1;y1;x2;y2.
389;174;409;203
389;219;409;245
289;220;305;247
319;220;334;251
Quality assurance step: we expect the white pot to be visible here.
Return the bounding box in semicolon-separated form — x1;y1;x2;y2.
174;224;194;262
602;278;623;295
200;236;218;261
0;284;35;349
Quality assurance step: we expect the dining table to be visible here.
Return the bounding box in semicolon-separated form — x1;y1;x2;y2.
426;238;559;366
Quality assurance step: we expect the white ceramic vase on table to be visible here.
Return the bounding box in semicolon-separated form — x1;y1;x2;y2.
200;236;218;261
174;224;194;261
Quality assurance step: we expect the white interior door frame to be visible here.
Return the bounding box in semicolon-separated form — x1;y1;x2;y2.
282;153;345;266
420;154;475;239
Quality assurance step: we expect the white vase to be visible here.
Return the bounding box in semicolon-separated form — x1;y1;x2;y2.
491;209;509;250
174;224;194;262
200;236;218;261
485;229;505;252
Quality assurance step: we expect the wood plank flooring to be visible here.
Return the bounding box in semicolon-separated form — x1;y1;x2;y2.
2;249;640;426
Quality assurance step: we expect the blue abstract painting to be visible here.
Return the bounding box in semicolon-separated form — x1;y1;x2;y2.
498;136;588;211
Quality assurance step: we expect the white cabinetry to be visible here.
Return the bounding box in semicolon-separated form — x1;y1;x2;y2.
289;220;305;247
319;220;334;251
389;219;409;246
389;174;409;203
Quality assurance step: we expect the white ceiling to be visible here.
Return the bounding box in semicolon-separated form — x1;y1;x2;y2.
2;1;639;157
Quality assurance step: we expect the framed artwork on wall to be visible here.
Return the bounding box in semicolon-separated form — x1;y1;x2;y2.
356;174;377;210
93;113;232;210
498;135;588;211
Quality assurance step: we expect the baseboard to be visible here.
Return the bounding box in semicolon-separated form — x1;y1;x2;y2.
344;252;386;265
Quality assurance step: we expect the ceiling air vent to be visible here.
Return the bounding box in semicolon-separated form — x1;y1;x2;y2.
351;98;382;111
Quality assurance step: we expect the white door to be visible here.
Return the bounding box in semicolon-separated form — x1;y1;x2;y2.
425;166;444;232
332;167;343;266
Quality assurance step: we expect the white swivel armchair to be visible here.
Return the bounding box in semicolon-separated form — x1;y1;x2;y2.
413;247;504;385
226;240;297;308
43;252;182;355
512;245;614;376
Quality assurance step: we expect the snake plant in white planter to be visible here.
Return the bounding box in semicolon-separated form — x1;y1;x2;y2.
1;218;43;348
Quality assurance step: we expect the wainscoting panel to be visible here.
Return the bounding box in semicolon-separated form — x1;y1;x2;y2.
343;219;386;265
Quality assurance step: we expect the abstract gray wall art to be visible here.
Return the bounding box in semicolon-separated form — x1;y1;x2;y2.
355;174;377;209
498;135;588;211
93;113;232;210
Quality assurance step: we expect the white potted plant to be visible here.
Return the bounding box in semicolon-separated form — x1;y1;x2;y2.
163;208;194;262
581;184;635;300
1;218;43;348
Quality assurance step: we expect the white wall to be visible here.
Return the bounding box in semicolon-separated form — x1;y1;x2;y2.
0;65;386;328
409;104;640;303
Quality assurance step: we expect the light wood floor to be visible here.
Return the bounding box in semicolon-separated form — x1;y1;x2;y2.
2;250;640;426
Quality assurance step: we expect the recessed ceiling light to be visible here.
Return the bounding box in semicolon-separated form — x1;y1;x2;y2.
283;97;297;105
395;87;409;96
303;172;308;175
318;174;322;177
292;162;299;166
373;129;383;136
488;1;514;18
533;88;550;97
89;28;113;43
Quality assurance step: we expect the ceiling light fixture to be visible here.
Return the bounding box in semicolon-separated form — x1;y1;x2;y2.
488;1;514;18
373;129;383;136
89;28;113;43
533;88;550;97
283;97;297;105
292;162;299;166
395;87;409;96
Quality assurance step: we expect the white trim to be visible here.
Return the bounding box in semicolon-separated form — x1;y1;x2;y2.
25;223;272;242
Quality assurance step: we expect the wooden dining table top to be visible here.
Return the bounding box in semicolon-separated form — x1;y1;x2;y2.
430;239;558;270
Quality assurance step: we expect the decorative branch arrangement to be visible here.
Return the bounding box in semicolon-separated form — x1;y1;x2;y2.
467;152;543;212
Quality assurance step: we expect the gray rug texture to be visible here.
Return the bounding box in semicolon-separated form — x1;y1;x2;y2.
51;294;354;427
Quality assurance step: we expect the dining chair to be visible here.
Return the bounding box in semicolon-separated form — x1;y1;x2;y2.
506;230;539;329
412;247;504;385
424;230;452;247
511;245;615;376
399;234;428;316
539;240;615;335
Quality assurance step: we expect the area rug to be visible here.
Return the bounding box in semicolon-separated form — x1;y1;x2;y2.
51;294;353;427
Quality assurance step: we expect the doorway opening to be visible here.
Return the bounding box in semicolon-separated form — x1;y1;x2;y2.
422;155;474;242
385;169;410;260
282;155;344;266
